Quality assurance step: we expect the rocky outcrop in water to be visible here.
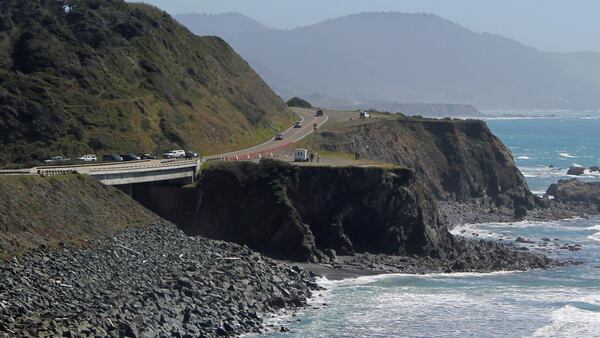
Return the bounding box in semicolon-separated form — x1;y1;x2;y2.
546;179;600;208
567;166;585;176
0;223;315;337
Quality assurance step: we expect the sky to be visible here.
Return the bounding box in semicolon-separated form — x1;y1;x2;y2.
135;0;600;53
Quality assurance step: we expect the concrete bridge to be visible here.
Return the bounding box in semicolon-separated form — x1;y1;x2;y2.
0;159;201;186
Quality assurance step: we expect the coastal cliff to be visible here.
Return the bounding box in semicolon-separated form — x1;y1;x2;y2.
308;116;537;210
137;160;448;262
133;160;551;271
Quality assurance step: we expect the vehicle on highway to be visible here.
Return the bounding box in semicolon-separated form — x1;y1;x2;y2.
44;156;69;164
294;148;309;162
121;154;141;161
186;151;199;159
316;109;324;117
163;150;186;159
141;154;157;160
102;154;123;162
294;121;302;128
274;133;284;140
78;154;97;162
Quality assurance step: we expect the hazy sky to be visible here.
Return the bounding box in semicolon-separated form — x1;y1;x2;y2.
136;0;600;52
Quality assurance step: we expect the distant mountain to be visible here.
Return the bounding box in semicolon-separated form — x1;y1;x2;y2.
547;51;600;88
179;12;600;110
0;1;293;164
174;13;268;37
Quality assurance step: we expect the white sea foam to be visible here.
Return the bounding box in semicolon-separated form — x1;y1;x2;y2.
585;224;600;231
529;304;600;338
587;232;600;242
517;156;532;160
519;166;568;179
559;152;578;158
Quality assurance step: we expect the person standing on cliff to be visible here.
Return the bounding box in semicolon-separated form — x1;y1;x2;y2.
316;153;320;163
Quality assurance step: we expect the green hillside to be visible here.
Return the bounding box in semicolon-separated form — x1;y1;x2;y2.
0;0;294;164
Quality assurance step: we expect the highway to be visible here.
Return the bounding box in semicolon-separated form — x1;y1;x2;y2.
0;108;328;181
205;107;328;161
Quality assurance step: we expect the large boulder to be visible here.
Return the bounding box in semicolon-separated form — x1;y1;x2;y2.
567;166;585;176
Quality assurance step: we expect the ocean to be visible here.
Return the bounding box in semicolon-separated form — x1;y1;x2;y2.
255;113;600;338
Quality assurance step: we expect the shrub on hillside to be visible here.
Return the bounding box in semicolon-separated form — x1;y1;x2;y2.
286;97;312;108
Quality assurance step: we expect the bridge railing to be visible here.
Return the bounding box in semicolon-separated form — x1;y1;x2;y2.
37;169;79;177
87;159;199;173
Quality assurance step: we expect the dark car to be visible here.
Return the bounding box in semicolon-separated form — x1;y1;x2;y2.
121;154;141;161
315;109;324;117
294;121;302;128
185;151;199;158
102;154;123;162
141;153;157;160
274;133;284;140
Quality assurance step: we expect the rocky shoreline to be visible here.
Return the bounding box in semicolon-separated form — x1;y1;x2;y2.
0;223;317;337
438;200;599;227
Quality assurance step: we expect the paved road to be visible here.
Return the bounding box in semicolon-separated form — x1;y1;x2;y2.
205;107;328;161
0;108;328;175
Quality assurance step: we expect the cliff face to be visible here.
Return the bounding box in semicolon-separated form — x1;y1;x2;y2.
136;160;450;262
309;117;536;209
0;0;293;164
132;160;551;270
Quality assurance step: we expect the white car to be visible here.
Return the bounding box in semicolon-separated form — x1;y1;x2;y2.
163;150;186;159
78;154;97;162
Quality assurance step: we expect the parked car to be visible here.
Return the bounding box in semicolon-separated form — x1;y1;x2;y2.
102;154;123;162
315;109;324;117
44;156;69;164
294;121;302;128
360;111;370;119
141;153;157;160
274;133;284;141
294;148;309;162
162;150;186;159
186;151;199;158
121;154;141;161
78;154;97;162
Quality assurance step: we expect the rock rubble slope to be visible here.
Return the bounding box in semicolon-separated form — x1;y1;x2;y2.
0;223;315;337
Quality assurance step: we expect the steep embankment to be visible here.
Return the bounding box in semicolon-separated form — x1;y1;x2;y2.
132;160;551;271
308;116;537;210
0;174;158;257
0;0;293;165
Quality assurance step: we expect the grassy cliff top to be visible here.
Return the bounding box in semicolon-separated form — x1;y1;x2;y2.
0;0;294;165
